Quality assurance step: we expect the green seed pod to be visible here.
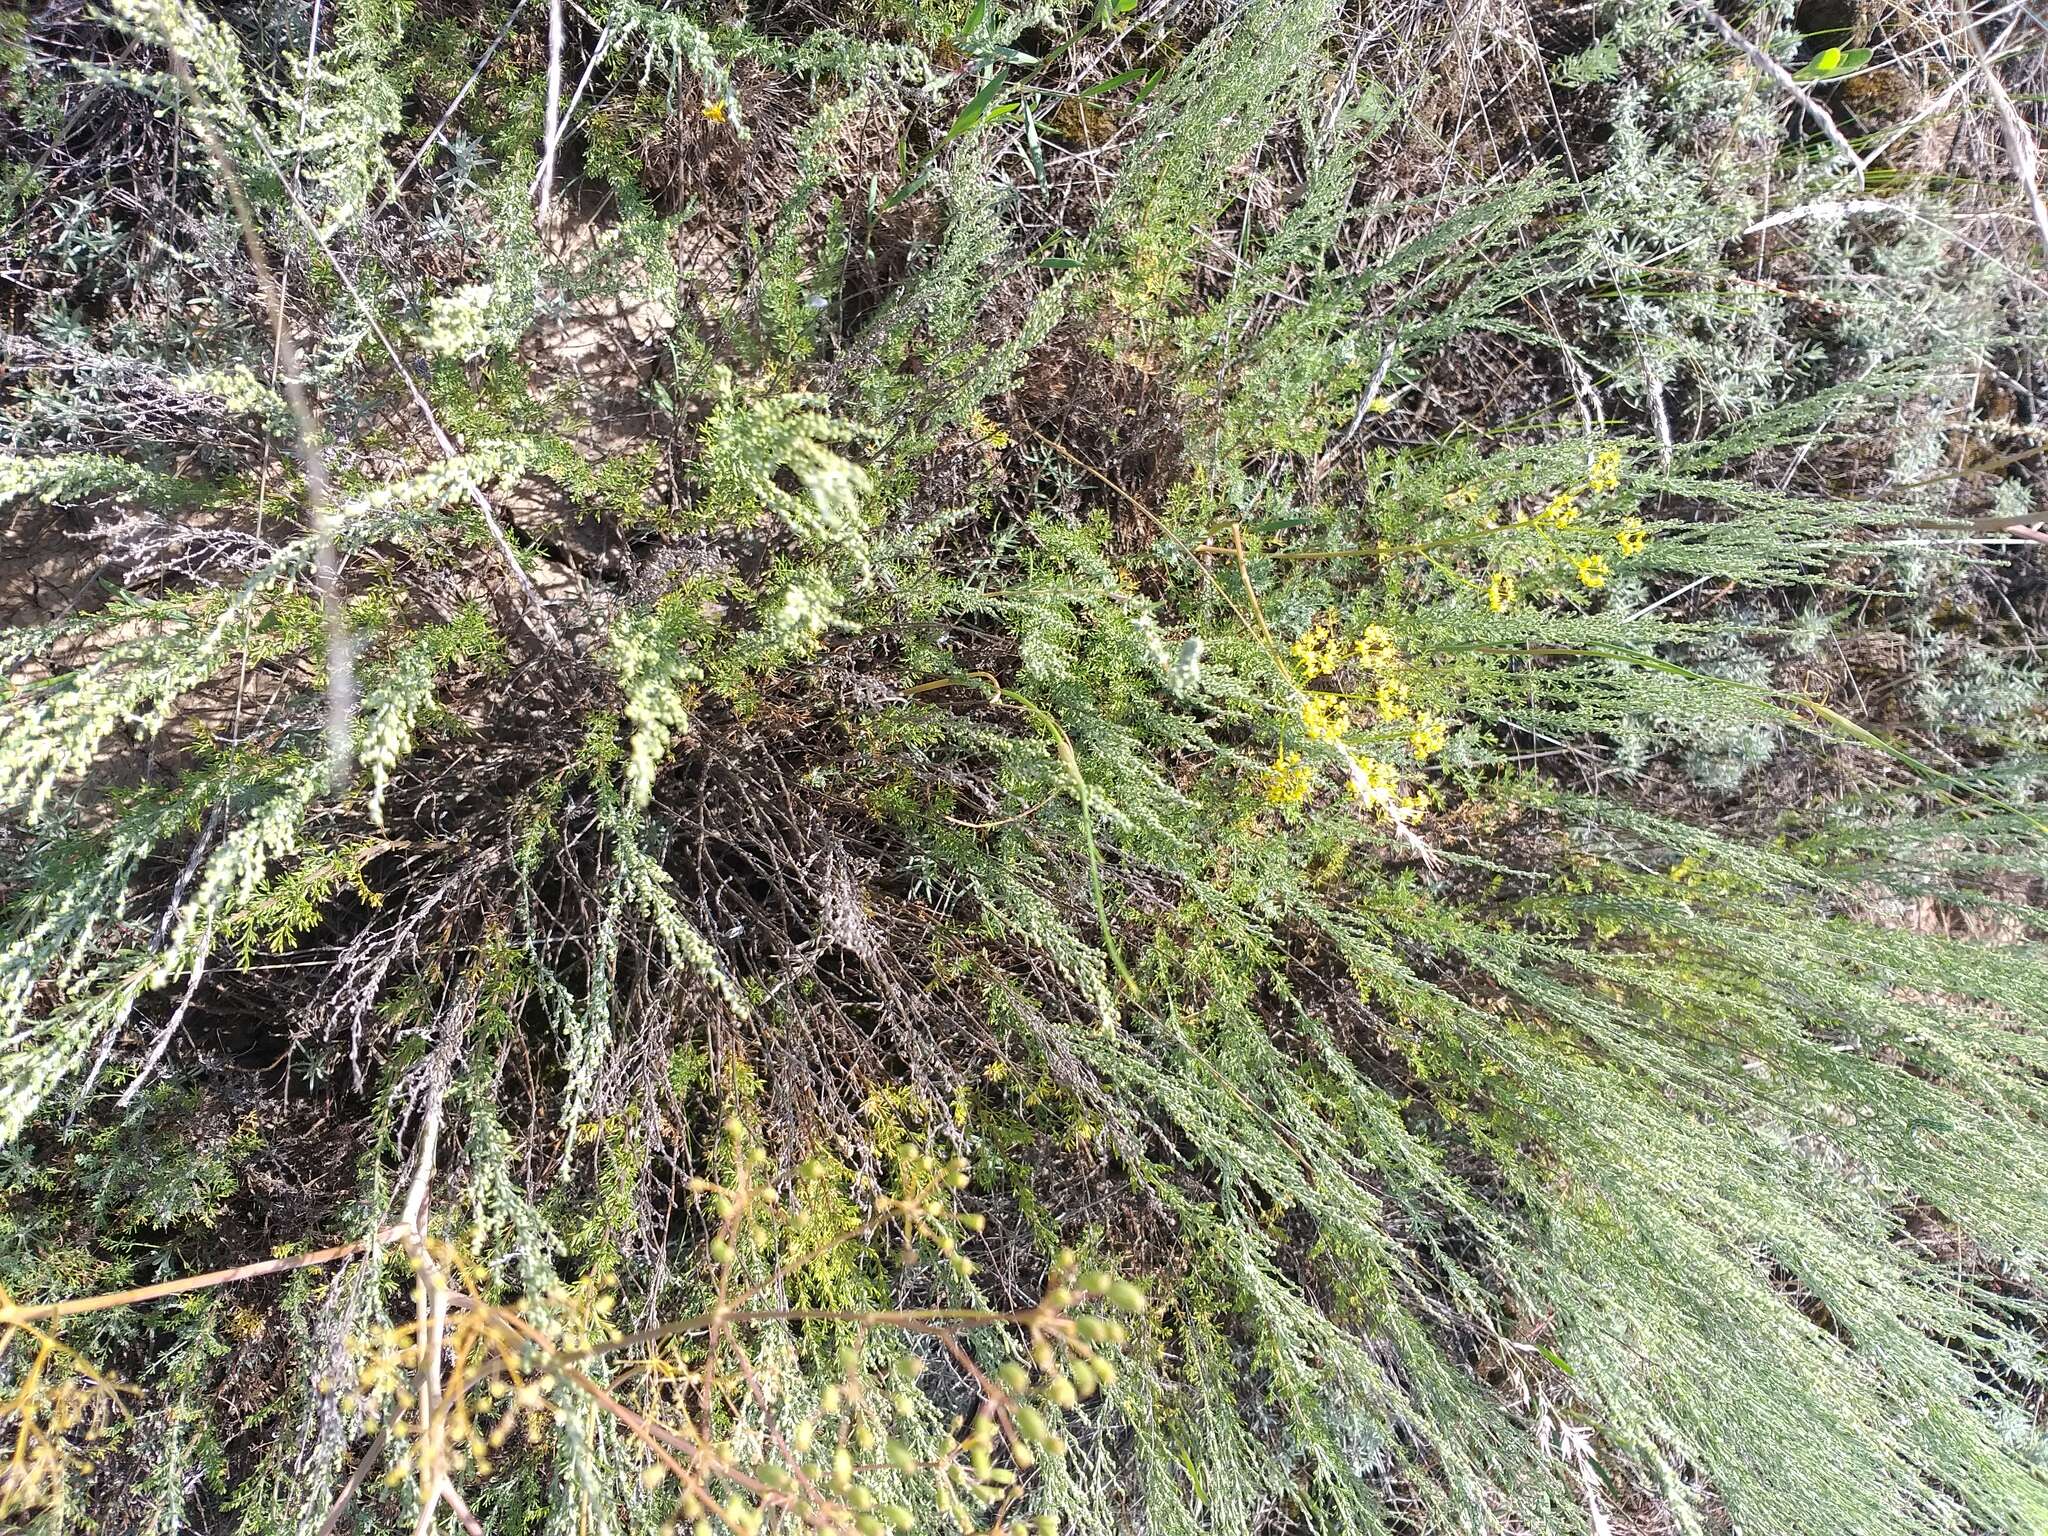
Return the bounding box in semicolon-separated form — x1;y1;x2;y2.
998;1362;1030;1393
1079;1269;1114;1296
1106;1280;1146;1313
893;1353;925;1383
1043;1375;1078;1409
1013;1404;1050;1444
1037;1516;1060;1536
885;1506;916;1531
886;1438;917;1474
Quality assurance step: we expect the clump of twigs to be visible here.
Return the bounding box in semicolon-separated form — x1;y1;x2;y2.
1;1118;1140;1534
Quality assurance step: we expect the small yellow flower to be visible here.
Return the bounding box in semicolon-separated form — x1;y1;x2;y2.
1588;448;1624;494
1263;749;1314;808
1442;484;1477;511
1539;491;1581;529
1366;395;1393;415
1373;676;1410;723
702;98;728;123
1290;621;1342;682
1575;553;1610;589
1353;625;1400;671
1408;712;1449;762
1347;756;1411;820
1487;570;1516;613
1615;516;1648;556
1300;692;1351;744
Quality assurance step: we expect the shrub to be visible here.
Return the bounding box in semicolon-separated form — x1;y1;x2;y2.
3;1;2045;1532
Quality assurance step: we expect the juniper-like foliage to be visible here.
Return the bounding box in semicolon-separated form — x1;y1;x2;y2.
2;0;2045;1533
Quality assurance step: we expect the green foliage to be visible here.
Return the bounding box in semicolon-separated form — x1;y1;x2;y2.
4;1;2047;1533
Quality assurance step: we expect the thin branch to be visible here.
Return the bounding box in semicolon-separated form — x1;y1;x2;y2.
0;1229;404;1326
537;0;566;219
1691;1;1867;183
385;0;532;208
242;135;570;654
314;1430;388;1536
167;54;355;791
1964;14;2048;257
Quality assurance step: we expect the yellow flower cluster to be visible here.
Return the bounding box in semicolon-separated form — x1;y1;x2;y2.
1369;675;1404;718
1466;444;1647;612
1349;754;1399;805
1408;712;1449;761
1588;447;1623;494
1536;490;1581;529
1300;692;1351;743
1347;756;1428;821
1289;620;1347;682
1265;617;1456;820
1263;749;1314;807
1354;624;1400;671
